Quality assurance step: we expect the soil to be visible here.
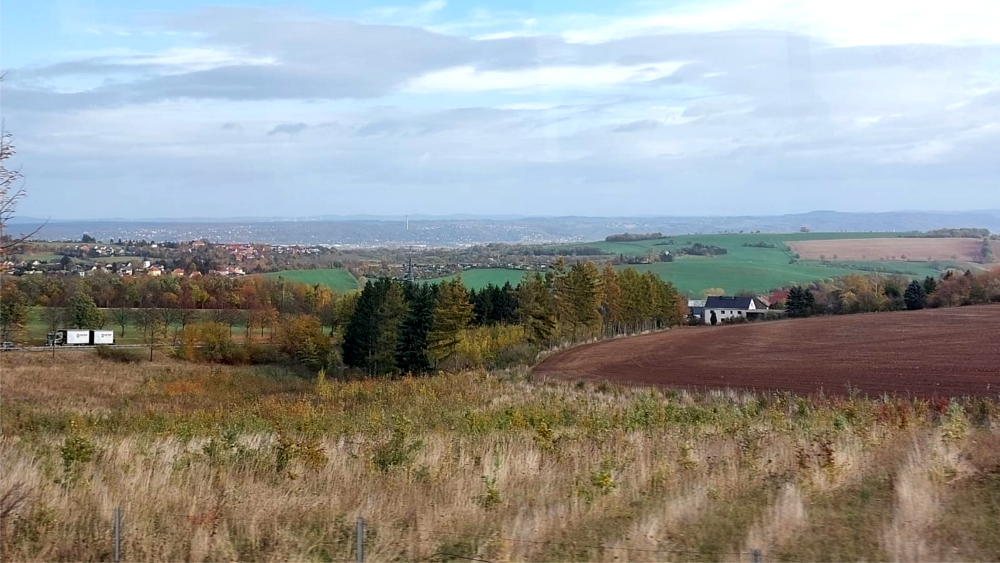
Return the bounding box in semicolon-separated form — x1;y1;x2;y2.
534;306;1000;397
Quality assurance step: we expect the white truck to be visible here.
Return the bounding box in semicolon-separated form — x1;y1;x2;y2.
50;329;117;346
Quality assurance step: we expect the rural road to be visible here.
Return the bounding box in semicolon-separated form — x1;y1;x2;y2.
535;306;1000;397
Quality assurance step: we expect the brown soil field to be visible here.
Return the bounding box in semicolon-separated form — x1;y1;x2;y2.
786;237;993;262
535;306;1000;396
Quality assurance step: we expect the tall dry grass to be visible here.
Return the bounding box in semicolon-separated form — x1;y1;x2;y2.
1;352;998;562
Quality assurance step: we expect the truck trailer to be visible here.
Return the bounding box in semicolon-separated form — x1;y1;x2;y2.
49;329;116;346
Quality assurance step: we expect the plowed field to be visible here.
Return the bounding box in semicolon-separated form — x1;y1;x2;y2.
786;237;993;262
535;306;1000;396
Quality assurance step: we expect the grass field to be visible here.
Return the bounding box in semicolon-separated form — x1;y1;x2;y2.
1;352;997;561
552;232;968;296
428;268;527;290
261;268;359;292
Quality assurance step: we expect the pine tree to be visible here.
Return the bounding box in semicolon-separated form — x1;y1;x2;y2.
396;283;435;374
343;278;406;375
375;279;407;375
922;275;938;296
904;280;927;310
599;263;621;332
516;273;556;346
428;278;473;366
786;286;816;318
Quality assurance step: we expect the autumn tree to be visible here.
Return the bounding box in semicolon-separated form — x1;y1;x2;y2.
66;292;103;329
108;306;132;338
132;307;165;361
0;285;28;341
428;278;474;366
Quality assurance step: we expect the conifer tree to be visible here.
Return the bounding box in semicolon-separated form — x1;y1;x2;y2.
396;282;435;374
428;278;473;366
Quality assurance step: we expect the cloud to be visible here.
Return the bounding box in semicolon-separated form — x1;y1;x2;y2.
266;122;307;136
613;119;662;132
4;4;1000;219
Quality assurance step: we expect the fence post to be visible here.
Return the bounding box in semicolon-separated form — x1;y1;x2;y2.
355;516;365;563
751;548;762;563
112;506;122;563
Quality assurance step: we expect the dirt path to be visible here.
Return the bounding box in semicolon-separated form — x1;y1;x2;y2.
534;306;1000;396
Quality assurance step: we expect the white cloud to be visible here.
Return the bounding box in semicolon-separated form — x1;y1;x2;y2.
406;62;687;93
558;0;1000;46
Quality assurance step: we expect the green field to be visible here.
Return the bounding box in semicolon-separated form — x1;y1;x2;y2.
427;268;527;290
555;232;957;296
261;268;359;292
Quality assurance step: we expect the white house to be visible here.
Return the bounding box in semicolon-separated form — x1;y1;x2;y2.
703;296;769;324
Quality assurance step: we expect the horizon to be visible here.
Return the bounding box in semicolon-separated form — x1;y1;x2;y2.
3;1;1000;219
9;208;1000;225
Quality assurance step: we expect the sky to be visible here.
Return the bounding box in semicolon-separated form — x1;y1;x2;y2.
2;0;1000;220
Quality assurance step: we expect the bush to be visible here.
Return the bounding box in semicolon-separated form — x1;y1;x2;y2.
95;345;144;363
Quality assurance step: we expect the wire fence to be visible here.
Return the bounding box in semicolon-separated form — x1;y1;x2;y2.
106;508;767;563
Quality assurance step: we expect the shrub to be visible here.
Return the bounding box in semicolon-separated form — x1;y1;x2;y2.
95;345;144;364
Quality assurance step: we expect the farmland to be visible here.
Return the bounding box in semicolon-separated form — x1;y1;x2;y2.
261;268;359;292
550;232;978;296
788;238;999;262
535;305;1000;397
2;351;999;561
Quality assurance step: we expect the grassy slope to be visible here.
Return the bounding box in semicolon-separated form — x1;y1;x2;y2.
261;268;359;292
1;353;997;562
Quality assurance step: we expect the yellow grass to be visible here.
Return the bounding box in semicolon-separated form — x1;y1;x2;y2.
1;352;998;562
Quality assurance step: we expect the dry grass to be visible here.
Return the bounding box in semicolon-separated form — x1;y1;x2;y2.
1;352;998;562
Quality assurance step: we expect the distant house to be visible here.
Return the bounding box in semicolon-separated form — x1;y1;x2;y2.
703;296;769;324
687;299;706;322
171;268;185;277
768;290;790;306
148;266;163;277
189;270;202;278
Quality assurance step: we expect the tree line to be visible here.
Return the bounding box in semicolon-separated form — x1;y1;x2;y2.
0;259;687;376
782;269;1000;318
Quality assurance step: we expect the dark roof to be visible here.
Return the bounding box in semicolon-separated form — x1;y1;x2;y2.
705;296;755;310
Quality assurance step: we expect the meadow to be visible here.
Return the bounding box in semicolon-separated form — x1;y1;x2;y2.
552;232;972;296
261;269;359;292
1;352;998;562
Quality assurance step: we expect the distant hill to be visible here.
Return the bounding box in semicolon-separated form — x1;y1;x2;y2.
9;210;1000;246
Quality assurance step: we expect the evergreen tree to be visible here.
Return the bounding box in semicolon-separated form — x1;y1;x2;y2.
922;275;938;296
904;280;927;310
67;291;103;329
556;261;602;340
343;278;406;375
396;283;435;374
427;278;473;366
516;273;556;346
497;281;519;324
375;280;407;375
785;286;816;318
599;263;621;331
